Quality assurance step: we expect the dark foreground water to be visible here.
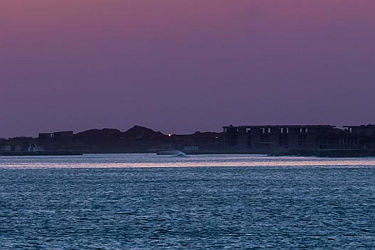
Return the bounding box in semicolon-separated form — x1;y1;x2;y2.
0;154;374;249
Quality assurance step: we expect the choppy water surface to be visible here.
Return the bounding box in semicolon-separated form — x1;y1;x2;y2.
0;154;374;249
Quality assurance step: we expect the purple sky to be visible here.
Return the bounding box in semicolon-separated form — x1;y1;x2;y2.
1;0;374;138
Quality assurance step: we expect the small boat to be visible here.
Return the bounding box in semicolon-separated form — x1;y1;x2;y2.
156;150;187;157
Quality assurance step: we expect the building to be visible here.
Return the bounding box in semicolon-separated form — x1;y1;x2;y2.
223;125;339;154
343;125;375;150
39;131;74;140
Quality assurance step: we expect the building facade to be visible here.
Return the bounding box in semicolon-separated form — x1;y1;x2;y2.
223;125;343;154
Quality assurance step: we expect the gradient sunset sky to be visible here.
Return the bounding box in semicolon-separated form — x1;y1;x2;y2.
1;0;374;137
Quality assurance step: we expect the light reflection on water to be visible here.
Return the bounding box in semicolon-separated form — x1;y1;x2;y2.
0;154;374;248
1;154;375;169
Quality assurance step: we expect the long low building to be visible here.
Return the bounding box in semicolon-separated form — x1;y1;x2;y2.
223;125;375;154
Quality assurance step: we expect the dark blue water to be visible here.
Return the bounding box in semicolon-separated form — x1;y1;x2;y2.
0;155;374;248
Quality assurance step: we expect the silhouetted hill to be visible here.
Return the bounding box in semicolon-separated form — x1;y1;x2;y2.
1;125;223;154
75;128;122;139
122;125;165;139
62;126;171;153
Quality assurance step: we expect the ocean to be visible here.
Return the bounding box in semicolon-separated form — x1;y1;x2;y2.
0;154;374;249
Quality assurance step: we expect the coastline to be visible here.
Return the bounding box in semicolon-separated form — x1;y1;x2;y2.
2;149;375;158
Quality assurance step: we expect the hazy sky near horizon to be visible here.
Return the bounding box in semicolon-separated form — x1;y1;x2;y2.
1;0;374;137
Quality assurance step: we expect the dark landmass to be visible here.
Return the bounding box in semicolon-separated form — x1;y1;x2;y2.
1;124;375;157
0;126;222;155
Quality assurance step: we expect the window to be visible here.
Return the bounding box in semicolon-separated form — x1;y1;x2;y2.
281;128;289;134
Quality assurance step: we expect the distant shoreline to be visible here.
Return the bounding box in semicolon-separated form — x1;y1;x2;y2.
2;124;375;158
2;150;375;158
